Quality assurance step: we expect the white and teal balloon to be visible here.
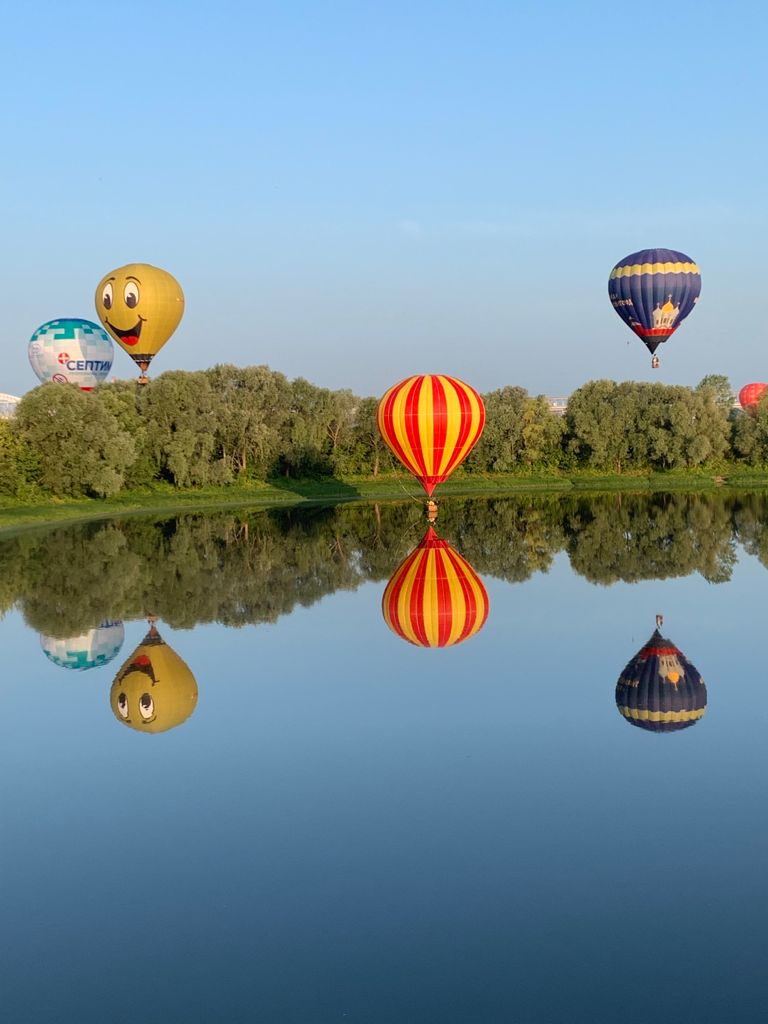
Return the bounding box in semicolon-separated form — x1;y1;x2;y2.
28;318;114;390
40;621;125;671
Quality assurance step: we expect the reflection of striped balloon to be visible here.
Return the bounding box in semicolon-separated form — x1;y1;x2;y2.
615;629;707;733
382;527;489;647
738;382;768;412
608;248;701;357
377;375;485;496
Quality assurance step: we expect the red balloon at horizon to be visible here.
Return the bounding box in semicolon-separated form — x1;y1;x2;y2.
738;382;768;411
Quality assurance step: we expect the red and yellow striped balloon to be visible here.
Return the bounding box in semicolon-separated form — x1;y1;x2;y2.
382;527;489;647
376;374;485;496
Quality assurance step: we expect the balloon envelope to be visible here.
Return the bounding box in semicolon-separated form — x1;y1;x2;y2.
110;624;197;734
382;527;489;647
95;263;184;378
377;374;485;496
739;382;767;411
608;248;701;356
40;620;125;671
615;628;707;732
28;319;114;390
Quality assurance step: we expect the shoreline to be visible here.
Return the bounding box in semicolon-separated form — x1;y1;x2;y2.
1;468;768;536
3;470;768;536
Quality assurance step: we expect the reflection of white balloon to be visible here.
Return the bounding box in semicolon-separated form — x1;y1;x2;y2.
28;318;114;391
40;621;125;671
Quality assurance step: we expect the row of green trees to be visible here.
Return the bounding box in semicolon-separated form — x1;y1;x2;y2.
4;492;766;636
1;368;766;499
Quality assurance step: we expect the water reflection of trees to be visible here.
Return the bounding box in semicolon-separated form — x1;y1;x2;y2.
563;493;739;585
3;490;767;635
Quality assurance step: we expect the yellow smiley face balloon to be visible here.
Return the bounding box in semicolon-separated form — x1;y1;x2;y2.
110;624;198;734
95;263;184;383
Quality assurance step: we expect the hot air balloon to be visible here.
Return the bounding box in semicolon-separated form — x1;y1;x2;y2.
40;620;125;671
382;527;489;647
377;375;485;503
739;382;768;412
608;248;701;368
28;319;114;390
95;263;184;383
615;621;707;732
110;622;197;734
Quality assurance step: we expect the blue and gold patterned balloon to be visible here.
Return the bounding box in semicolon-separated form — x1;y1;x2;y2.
608;248;701;364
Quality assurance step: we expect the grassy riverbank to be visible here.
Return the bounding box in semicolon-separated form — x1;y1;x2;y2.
3;468;768;534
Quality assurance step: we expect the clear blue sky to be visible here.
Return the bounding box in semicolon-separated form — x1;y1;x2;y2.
2;0;766;398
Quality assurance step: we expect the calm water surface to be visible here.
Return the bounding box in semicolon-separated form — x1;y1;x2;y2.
1;494;767;1023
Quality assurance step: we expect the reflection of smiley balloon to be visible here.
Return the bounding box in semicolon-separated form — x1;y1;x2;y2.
94;263;184;383
110;624;197;734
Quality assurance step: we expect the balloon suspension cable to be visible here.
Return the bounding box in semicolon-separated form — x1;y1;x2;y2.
384;451;427;505
394;505;439;561
381;454;442;558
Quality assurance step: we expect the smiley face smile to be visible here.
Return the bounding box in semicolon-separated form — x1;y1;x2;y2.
105;317;144;346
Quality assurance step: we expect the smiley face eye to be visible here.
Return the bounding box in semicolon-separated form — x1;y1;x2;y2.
102;283;113;310
117;692;129;719
124;282;140;309
139;693;154;720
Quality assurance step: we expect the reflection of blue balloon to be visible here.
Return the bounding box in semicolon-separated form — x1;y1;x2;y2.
40;621;125;671
608;248;701;358
28;318;114;390
615;628;707;733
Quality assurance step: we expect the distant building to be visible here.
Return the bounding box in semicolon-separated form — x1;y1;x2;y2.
546;396;568;416
0;393;20;419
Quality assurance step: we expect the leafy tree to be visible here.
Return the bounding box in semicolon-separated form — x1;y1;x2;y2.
520;395;566;468
731;394;768;465
565;380;636;472
0;418;38;496
465;386;529;472
634;383;727;470
330;396;386;476
731;408;761;464
277;378;337;477
13;384;135;497
94;381;155;488
696;374;734;413
206;364;290;479
141;371;222;487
